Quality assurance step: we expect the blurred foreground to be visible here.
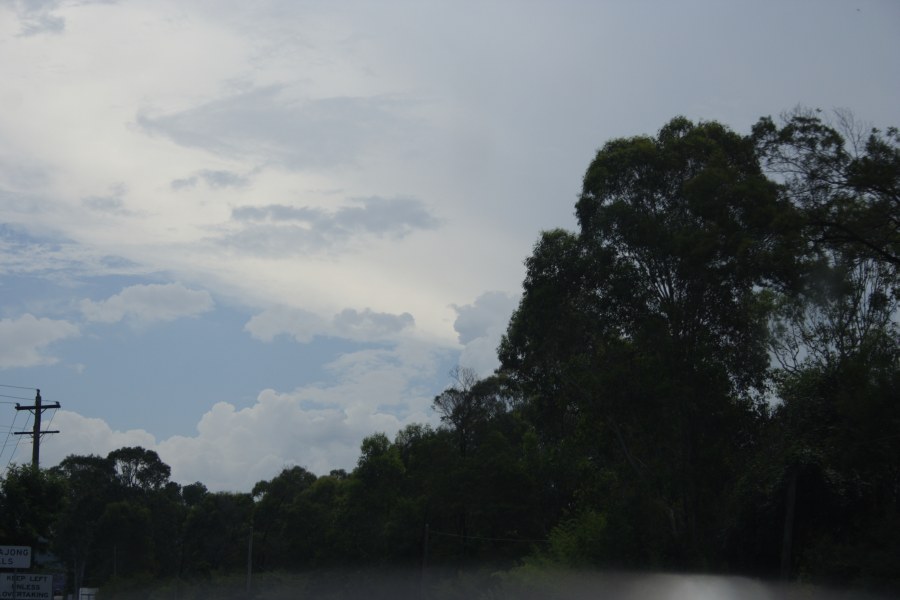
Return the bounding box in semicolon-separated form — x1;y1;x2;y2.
96;569;898;600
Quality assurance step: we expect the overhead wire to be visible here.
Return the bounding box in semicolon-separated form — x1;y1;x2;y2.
43;408;58;439
0;383;36;391
1;385;46;471
1;385;62;472
0;410;19;465
4;411;30;470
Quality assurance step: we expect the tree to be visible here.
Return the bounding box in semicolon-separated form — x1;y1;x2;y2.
181;491;254;576
182;481;209;507
93;501;154;580
107;446;171;493
251;466;318;570
500;117;793;567
750;109;900;585
0;466;66;554
433;367;508;458
349;433;409;560
50;455;118;592
753;108;900;274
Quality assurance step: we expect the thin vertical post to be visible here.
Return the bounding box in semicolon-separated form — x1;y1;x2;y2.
246;522;253;594
419;523;429;600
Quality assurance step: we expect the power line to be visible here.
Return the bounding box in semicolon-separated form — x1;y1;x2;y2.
5;412;30;470
0;393;32;401
0;411;21;466
0;384;36;391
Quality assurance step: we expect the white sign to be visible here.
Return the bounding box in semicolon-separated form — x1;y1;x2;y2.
0;574;52;600
0;548;30;570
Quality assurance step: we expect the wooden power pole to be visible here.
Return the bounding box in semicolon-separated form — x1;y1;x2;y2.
14;389;60;468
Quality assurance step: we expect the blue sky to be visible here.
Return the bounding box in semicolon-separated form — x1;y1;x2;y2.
1;0;898;491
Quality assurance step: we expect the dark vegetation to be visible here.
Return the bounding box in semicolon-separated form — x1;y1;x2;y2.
1;110;898;598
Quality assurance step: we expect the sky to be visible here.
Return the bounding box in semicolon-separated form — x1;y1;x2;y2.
1;0;898;492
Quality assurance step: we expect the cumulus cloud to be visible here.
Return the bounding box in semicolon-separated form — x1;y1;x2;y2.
451;291;519;376
223;196;440;256
38;341;448;492
245;305;414;344
160;341;442;490
37;411;158;466
332;308;414;340
80;283;214;324
0;314;79;368
243;306;323;343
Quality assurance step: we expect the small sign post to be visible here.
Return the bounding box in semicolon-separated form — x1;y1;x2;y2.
0;548;30;570
0;546;33;600
1;573;52;600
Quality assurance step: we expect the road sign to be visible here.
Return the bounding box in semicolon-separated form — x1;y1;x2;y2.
0;573;52;599
0;548;30;570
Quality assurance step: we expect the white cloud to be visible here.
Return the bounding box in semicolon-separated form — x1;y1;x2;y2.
80;283;214;324
37;340;448;492
223;197;441;257
0;314;79;368
452;291;519;376
243;306;324;343
137;86;419;170
245;305;414;344
37;411;158;466
332;308;414;340
161;341;442;490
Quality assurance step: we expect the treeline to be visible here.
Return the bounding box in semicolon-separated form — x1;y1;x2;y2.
1;109;898;597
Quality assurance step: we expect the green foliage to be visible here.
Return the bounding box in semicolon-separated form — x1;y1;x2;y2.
182;491;253;576
0;465;66;552
500;116;795;569
108;446;171;493
753;108;900;273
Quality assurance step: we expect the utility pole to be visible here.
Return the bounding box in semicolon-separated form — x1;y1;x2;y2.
14;389;60;469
